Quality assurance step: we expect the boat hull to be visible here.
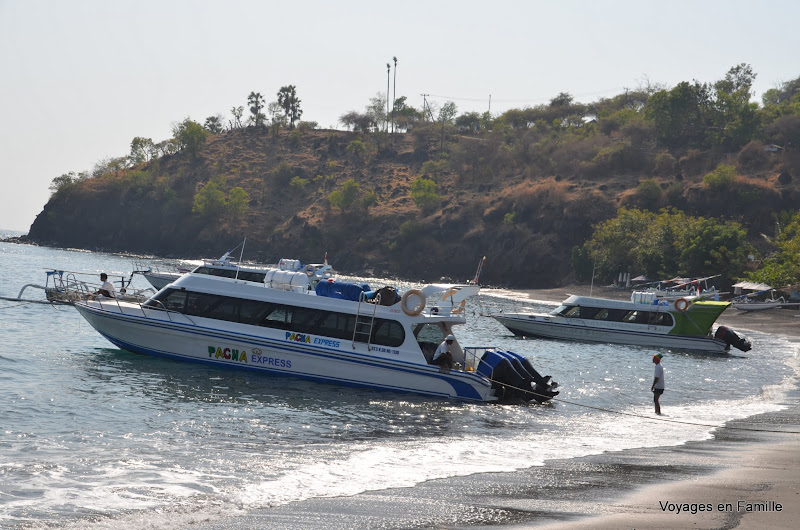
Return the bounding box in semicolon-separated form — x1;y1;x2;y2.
732;301;783;312
142;271;180;290
492;314;730;353
75;301;497;402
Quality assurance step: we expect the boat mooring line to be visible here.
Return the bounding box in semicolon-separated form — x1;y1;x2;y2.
493;379;800;434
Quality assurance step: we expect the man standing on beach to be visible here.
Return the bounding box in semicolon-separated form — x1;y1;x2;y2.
651;353;665;415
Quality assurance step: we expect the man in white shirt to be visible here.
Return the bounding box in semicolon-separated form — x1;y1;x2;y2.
432;334;455;371
93;273;116;298
651;353;665;415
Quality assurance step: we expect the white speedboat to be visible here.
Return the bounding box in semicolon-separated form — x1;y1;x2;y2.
141;270;182;290
73;261;559;403
491;291;751;353
138;252;335;291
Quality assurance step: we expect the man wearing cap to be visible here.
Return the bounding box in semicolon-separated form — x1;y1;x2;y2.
651;353;665;415
432;335;455;371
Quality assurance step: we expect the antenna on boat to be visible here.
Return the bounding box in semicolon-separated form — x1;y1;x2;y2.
589;258;596;297
234;238;246;280
324;251;328;266
472;256;486;285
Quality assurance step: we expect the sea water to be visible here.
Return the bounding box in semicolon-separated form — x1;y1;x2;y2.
0;240;798;528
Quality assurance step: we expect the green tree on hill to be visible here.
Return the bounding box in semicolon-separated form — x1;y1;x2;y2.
248;92;266;128
703;164;737;191
646;81;711;148
230;106;244;129
277;85;302;129
130;137;155;164
204;115;224;134
410;177;440;213
328;179;361;212
574;207;753;282
192;181;225;216
747;210;800;287
226;187;250;221
173;118;209;159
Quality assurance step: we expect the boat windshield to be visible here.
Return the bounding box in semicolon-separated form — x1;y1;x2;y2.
550;305;569;315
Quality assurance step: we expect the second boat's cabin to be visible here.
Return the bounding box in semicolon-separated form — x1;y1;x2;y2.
550;304;675;327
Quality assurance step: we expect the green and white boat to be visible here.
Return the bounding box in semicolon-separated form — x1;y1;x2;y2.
491;291;751;353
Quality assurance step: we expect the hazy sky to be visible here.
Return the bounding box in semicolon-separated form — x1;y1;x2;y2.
1;0;798;232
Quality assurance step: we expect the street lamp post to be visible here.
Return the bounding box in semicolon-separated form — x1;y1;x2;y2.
392;56;398;134
386;63;390;133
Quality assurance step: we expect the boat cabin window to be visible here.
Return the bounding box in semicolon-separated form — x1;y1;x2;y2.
413;323;447;361
555;305;603;319
143;288;405;347
649;312;674;326
193;266;267;283
622;310;649;324
575;306;603;319
146;289;188;312
547;303;674;327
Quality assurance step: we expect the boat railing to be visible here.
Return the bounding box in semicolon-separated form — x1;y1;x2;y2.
94;296;197;325
48;272;92;302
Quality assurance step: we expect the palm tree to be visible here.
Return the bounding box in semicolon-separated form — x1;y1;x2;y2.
392;56;398;133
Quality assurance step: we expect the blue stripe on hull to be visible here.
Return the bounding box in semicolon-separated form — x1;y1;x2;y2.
82;306;489;402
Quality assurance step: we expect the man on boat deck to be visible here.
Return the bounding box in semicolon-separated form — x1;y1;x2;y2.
92;273;116;298
651;353;665;415
432;335;455;371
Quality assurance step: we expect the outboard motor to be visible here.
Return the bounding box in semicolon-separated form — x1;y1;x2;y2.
477;349;559;403
715;326;752;352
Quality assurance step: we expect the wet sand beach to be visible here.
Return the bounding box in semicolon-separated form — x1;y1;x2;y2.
502;284;800;529
198;285;800;529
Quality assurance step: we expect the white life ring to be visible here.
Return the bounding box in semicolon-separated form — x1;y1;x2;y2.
400;289;426;316
305;264;316;277
674;297;689;312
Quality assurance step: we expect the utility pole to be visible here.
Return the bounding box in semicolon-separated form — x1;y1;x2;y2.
392;56;397;134
386;63;391;132
421;94;428;122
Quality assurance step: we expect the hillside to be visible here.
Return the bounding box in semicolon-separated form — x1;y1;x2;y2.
23;70;800;288
22;126;797;288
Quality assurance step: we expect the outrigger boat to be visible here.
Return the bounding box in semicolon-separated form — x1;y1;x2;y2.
729;282;800;312
9;268;155;305
72;256;558;403
634;275;723;301
491;290;751;354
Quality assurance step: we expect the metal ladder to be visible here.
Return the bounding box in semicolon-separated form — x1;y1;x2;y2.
352;293;380;350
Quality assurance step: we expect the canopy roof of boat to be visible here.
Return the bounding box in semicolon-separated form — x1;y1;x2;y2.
732;281;772;291
43;268;133;277
420;283;480;303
